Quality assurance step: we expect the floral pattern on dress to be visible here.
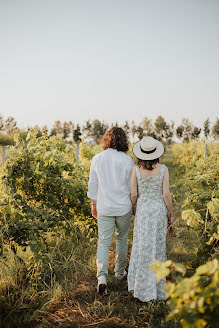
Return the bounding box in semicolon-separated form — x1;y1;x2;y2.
128;164;168;302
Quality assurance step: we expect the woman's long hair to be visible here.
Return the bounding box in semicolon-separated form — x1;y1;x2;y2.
137;158;159;170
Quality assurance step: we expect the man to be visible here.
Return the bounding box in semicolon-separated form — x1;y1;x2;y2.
87;127;134;294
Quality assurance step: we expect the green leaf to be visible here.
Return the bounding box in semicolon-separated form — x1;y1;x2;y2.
150;260;172;281
207;198;219;219
196;259;218;275
173;263;186;276
182;210;204;228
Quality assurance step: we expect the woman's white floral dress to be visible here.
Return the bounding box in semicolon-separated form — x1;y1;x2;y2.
128;164;168;302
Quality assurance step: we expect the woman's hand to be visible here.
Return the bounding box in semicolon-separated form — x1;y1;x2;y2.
168;215;174;226
168;215;175;234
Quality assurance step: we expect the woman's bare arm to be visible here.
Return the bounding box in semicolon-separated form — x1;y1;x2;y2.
162;167;174;224
131;166;138;211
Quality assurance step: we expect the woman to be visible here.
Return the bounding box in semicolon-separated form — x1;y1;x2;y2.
87;127;134;294
128;136;174;302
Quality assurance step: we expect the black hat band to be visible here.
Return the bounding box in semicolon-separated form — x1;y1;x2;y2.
140;146;157;154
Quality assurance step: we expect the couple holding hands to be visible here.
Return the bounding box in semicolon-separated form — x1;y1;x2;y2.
87;127;174;302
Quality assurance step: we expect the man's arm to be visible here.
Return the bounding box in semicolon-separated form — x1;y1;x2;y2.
87;158;98;218
131;166;137;215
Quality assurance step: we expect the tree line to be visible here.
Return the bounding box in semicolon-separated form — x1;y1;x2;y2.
0;114;219;145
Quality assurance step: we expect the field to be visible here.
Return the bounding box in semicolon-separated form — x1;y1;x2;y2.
0;134;218;328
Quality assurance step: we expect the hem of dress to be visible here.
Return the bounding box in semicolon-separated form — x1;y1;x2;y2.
132;295;167;302
128;288;167;303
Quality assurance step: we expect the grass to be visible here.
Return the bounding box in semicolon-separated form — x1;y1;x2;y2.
0;148;199;328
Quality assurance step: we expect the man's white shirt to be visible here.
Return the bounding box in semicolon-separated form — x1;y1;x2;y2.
87;148;134;216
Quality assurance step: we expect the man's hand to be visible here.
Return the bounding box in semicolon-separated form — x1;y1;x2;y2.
91;200;97;218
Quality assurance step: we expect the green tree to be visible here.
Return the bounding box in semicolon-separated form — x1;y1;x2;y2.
136;126;144;140
68;121;74;140
123;121;130;137
0;115;4;131
63;122;71;139
131;121;137;141
154;115;171;142
164;121;174;144
203;118;210;139
34;125;43;137
73;124;82;143
83;120;93;138
42;125;49;136
212;118;219;139
154;116;166;140
180;119;201;142
92;119;108;143
176;125;184;140
27;125;42;138
4;116;17;134
181;118;193;142
141;117;154;137
191;126;201;140
50;120;62;136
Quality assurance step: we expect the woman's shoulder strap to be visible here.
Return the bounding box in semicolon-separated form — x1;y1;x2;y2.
160;164;166;179
135;165;141;180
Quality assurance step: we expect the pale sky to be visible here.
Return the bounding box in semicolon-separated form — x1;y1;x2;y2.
0;0;218;129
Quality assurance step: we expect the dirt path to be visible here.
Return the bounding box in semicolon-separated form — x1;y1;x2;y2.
36;149;198;328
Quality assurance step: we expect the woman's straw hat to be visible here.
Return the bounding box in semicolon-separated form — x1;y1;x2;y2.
132;136;164;160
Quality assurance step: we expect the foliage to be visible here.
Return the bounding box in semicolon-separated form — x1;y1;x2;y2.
136;125;144;139
0;228;97;327
0;130;92;261
154;115;174;143
152;259;219;328
92;119;108;143
176;125;184;139
50;120;63;136
50;120;74;140
172;141;219;260
176;118;201;142
203;118;210;139
0;133;15;146
73;124;82;142
141;117;154;137
123;120;130;136
82;119;108;143
212;118;219;139
0;130;28;146
83;119;93;138
133;116;174;143
4;116;17;134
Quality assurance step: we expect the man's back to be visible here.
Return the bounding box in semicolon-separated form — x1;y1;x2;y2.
87;148;134;216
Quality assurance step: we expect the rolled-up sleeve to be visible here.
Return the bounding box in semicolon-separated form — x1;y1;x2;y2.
87;158;98;200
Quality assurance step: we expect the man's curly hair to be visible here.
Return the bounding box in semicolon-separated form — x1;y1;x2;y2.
102;127;128;152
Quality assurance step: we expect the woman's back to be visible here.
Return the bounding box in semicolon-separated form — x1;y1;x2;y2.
136;164;166;199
